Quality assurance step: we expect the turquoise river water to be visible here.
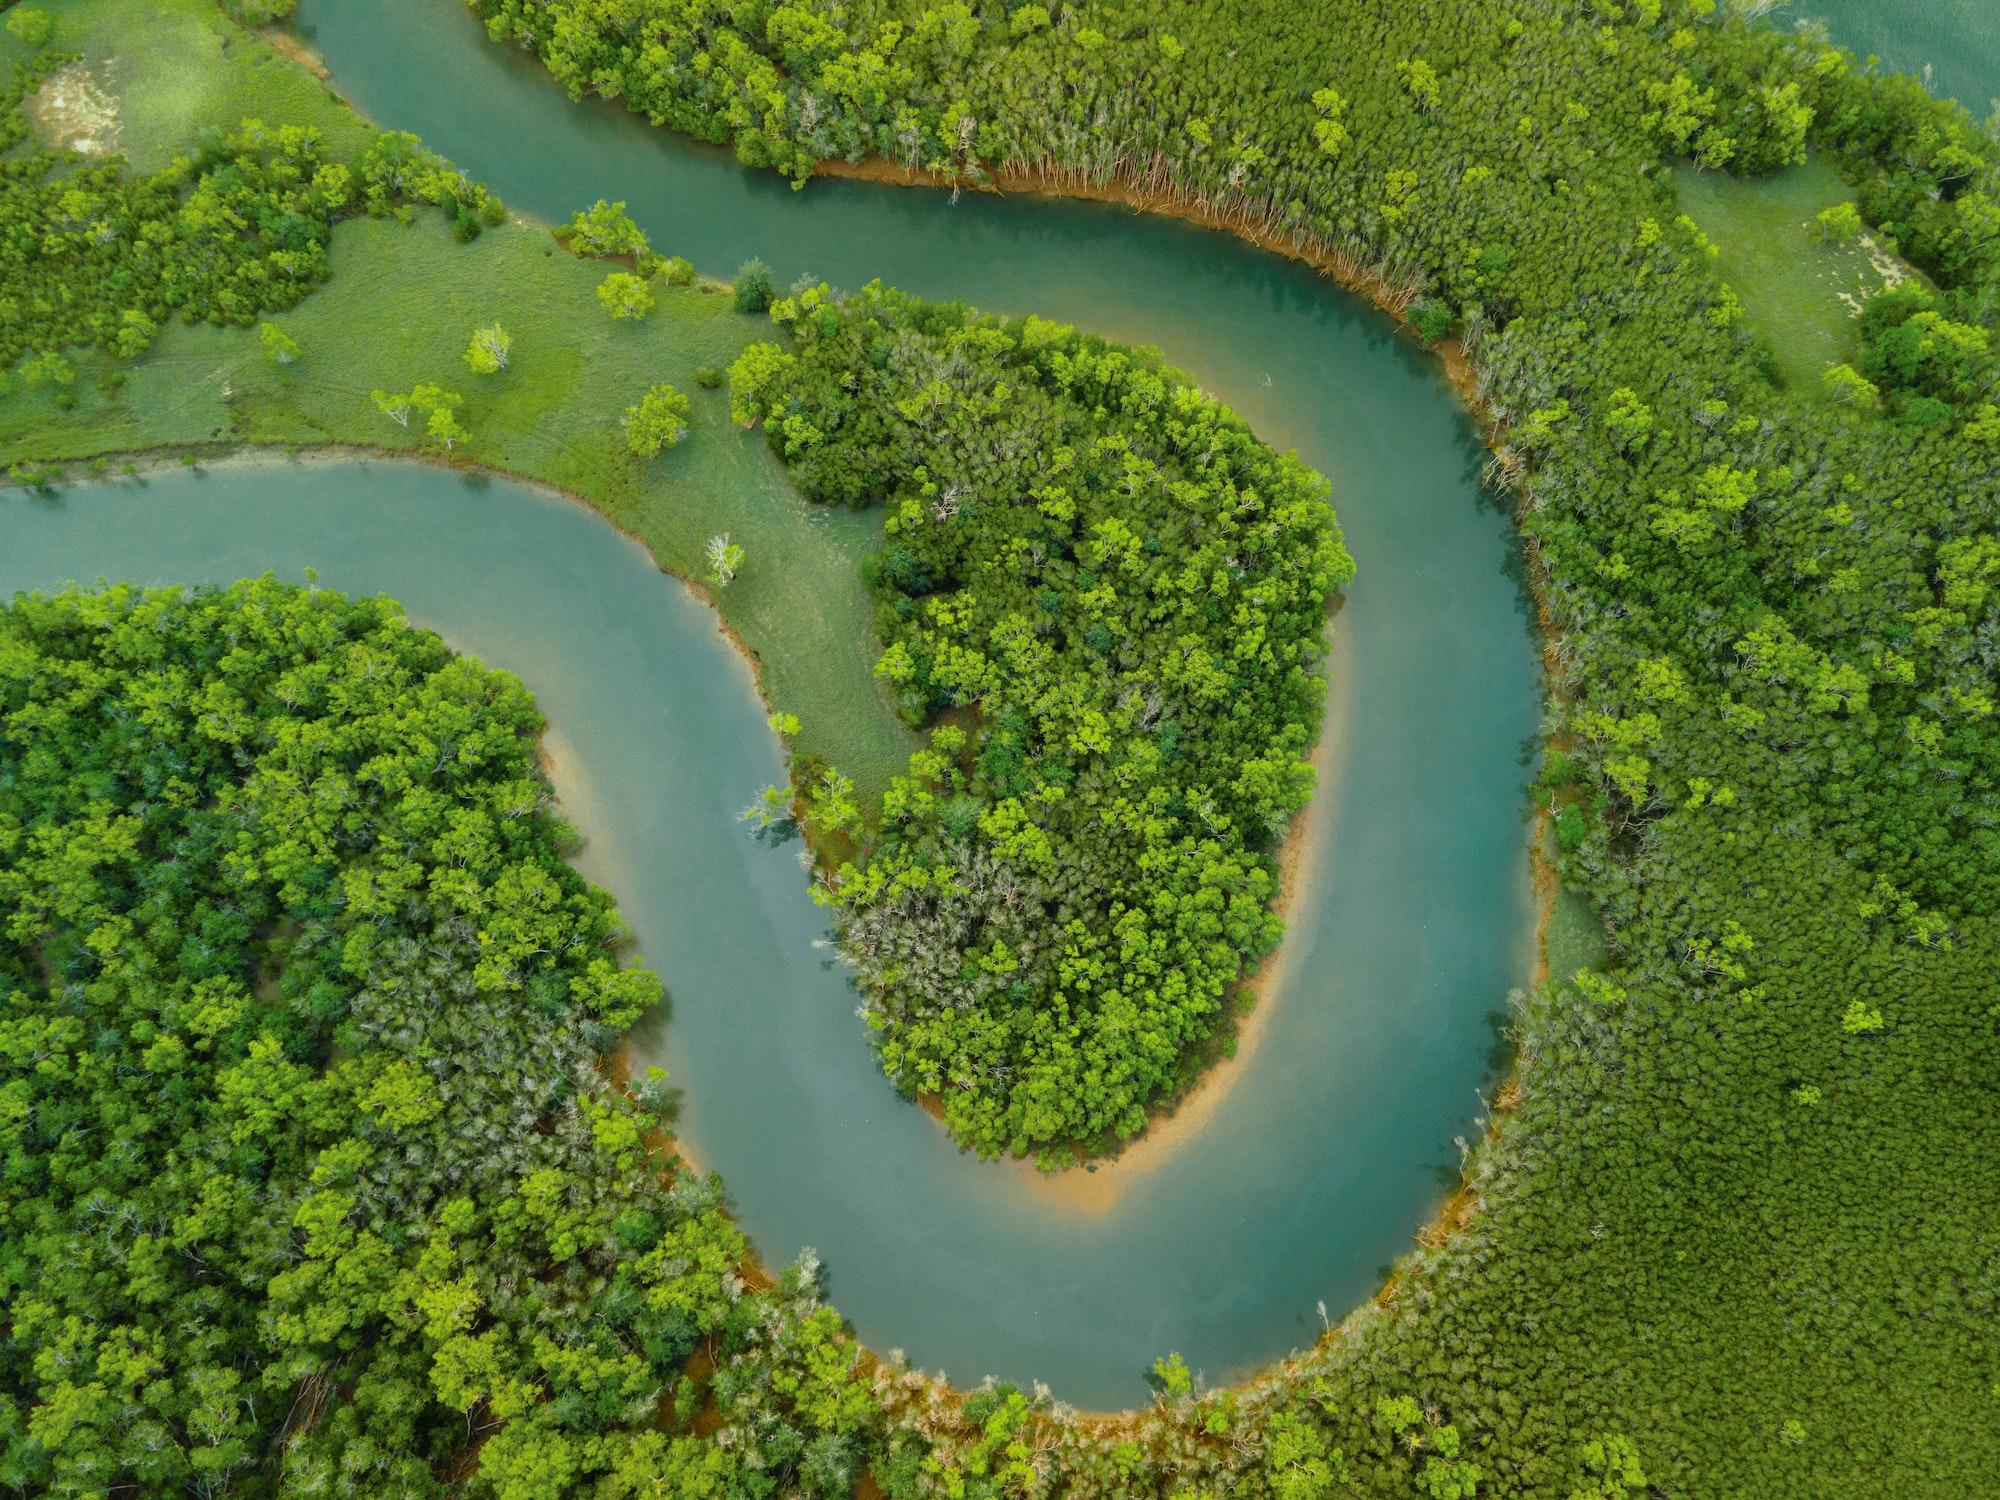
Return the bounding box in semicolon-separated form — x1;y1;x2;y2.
1807;0;1998;120
5;0;1982;1408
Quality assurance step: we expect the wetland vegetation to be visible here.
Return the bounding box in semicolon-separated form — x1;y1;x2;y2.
3;0;1998;1495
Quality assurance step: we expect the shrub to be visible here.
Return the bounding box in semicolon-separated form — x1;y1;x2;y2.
5;8;54;46
734;258;775;313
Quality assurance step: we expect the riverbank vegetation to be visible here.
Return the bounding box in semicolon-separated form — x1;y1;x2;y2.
4;0;1999;1493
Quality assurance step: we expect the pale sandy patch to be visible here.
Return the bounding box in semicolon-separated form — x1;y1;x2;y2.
30;63;121;158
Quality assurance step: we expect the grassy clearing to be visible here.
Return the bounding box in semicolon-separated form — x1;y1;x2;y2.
1675;157;1914;394
1536;821;1610;983
0;0;913;801
1;0;369;169
1543;885;1610;982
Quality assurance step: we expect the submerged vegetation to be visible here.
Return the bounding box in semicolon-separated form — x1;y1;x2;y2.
732;283;1350;1159
2;0;1998;1493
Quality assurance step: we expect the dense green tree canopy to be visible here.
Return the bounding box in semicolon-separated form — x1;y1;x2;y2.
0;581;874;1498
5;0;2000;1490
733;283;1350;1159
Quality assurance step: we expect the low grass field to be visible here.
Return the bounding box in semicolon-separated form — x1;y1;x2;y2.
1675;156;1915;395
1;0;368;168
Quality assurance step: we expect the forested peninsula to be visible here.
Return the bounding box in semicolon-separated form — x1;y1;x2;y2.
3;0;1998;1495
732;283;1350;1161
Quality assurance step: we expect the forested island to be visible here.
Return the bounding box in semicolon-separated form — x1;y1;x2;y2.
3;0;1998;1495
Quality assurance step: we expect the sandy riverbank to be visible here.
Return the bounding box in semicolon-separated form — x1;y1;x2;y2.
1004;622;1357;1214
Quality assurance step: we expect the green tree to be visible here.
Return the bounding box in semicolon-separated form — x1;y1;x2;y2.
597;271;654;319
259;321;302;365
1569;1434;1648;1499
115;308;159;359
464;322;512;373
623;383;691;457
564;198;648;258
1813;201;1863;244
706;532;744;587
20;350;73;389
734;258;776;313
5;7;53;46
1152;1352;1195;1401
371;387;414;426
427;402;469;450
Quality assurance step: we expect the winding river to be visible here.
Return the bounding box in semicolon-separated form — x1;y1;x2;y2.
280;2;1539;1409
9;0;1976;1409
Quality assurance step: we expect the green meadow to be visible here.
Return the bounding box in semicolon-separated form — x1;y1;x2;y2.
1675;156;1913;393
